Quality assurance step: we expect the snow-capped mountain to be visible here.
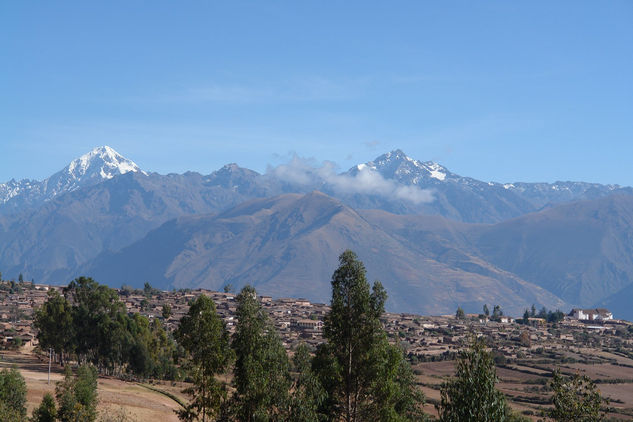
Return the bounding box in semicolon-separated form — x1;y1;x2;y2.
44;145;145;195
2;146;629;222
0;146;144;214
501;181;621;209
344;149;631;215
348;149;455;184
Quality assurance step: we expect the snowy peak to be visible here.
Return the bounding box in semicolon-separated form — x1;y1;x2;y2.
0;146;145;210
352;149;453;184
44;146;145;196
65;146;143;182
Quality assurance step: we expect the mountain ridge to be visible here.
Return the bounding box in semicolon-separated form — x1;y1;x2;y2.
2;146;633;318
2;146;630;222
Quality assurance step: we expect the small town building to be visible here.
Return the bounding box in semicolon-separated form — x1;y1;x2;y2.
293;319;323;331
569;308;613;321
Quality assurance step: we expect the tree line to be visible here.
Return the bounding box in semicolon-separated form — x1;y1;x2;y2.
170;250;608;421
173;250;424;421
34;277;179;379
521;305;565;324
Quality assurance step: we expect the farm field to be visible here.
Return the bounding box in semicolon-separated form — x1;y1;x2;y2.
414;349;633;420
0;350;183;421
5;345;633;421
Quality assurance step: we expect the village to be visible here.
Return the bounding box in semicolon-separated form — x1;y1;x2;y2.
1;280;631;364
3;280;633;419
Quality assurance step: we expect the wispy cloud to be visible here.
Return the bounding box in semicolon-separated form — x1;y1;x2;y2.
363;140;380;150
267;154;434;205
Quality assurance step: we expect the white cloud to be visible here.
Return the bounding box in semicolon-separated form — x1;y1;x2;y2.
267;155;434;205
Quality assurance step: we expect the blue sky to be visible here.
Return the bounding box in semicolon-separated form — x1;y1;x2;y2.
2;1;632;185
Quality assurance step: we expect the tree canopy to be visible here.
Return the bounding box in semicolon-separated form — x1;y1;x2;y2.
549;370;607;422
174;294;232;421
230;285;291;421
437;338;507;422
36;277;179;380
0;367;27;420
55;364;99;422
317;249;424;422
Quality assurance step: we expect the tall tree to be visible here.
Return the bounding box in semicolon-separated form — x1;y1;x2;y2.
34;290;74;365
437;338;507;421
455;307;465;320
290;343;326;422
64;277;127;370
492;305;503;320
126;313;155;378
174;295;232;422
231;285;290;421
319;250;424;422
369;341;427;421
549;370;606;422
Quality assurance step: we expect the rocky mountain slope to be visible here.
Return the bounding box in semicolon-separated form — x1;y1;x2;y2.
468;194;633;308
80;191;567;315
79;191;633;318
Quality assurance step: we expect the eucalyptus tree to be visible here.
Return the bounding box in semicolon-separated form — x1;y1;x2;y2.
231;285;291;421
317;250;425;422
64;277;128;370
174;294;232;422
437;338;507;421
290;343;326;422
34;289;74;364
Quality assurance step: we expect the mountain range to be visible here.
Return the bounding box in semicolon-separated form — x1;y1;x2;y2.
2;146;632;319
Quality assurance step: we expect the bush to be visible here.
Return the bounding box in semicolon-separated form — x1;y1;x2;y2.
0;367;26;419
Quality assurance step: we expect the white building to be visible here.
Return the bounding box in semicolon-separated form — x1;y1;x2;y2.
569;308;613;321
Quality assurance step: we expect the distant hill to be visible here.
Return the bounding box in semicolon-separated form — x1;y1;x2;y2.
80;191;567;315
469;194;633;314
600;282;633;322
